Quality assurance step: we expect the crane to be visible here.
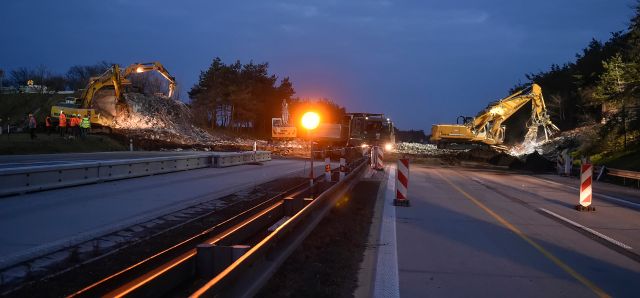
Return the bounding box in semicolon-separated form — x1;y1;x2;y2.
430;83;559;148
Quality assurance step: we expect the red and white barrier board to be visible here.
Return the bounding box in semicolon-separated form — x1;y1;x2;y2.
576;163;595;211
580;164;592;206
370;146;384;170
325;157;331;181
339;158;346;181
394;158;410;206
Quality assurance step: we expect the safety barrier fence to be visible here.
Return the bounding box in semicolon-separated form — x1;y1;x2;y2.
0;151;271;197
67;157;367;297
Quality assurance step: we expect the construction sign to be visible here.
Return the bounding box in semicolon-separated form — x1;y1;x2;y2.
272;117;297;138
576;163;595;211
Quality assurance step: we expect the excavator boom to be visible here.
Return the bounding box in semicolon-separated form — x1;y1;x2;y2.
430;83;559;148
51;61;177;129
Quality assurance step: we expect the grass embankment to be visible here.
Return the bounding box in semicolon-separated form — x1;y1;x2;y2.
0;93;69;125
0;133;126;154
591;147;640;171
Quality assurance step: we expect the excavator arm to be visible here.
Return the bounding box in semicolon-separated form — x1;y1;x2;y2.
470;83;558;143
79;64;122;109
122;62;177;98
430;83;559;148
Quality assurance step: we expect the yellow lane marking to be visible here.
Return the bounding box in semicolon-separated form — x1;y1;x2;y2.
434;170;611;298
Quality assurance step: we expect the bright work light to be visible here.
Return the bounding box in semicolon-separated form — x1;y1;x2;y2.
301;112;320;130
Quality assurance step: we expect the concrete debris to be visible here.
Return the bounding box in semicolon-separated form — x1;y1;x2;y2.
394;142;463;156
112;93;259;148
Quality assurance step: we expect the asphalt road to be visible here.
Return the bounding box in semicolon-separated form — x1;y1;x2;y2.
375;164;640;297
0;151;205;169
0;158;332;268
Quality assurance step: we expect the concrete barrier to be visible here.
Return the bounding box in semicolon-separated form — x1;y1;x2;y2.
0;151;272;197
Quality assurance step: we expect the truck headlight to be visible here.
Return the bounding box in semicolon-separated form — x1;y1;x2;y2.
384;143;393;151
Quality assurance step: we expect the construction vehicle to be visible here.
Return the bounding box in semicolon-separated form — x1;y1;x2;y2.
343;113;395;151
430;83;559;148
50;62;176;130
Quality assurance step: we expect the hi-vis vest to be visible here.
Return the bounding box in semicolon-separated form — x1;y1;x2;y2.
80;117;91;129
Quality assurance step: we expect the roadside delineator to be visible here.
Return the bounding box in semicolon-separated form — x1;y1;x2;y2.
325;157;331;181
339;158;346;181
576;162;596;211
394;158;410;207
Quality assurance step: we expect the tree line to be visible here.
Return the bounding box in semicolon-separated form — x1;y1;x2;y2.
189;57;345;136
512;1;640;153
0;61;171;96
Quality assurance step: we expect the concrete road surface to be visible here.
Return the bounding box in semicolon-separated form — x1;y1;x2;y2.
371;163;640;297
0;158;330;267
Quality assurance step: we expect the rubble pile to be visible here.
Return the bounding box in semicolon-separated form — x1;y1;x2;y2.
508;125;597;159
394;142;462;156
113;93;254;148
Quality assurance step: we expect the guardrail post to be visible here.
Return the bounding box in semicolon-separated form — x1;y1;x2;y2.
196;244;216;278
232;245;250;261
284;197;303;216
196;244;252;278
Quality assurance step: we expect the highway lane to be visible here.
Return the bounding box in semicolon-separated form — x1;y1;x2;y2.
0;158;332;268
391;164;640;297
0;151;206;169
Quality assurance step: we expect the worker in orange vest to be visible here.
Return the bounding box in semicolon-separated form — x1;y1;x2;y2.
70;114;78;137
45;115;52;135
58;111;67;137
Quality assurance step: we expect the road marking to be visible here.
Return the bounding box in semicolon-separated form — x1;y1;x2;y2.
373;165;400;298
435;170;611;298
530;176;640;209
538;208;633;250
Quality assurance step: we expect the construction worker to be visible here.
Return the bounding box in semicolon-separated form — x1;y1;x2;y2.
28;114;37;140
74;114;82;137
58;111;66;137
69;114;78;138
45;115;52;135
80;113;91;139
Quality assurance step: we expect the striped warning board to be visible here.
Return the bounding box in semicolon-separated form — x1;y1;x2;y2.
576;163;595;211
325;157;331;181
394;158;410;206
371;146;384;170
339;158;346;181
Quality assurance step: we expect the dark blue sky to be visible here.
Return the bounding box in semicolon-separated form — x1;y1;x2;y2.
0;1;634;130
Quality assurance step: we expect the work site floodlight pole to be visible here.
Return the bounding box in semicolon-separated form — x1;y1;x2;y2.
302;112;320;188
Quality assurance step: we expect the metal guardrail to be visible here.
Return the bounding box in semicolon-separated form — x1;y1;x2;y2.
607;167;640;187
0;151;271;197
68;157;366;297
192;158;368;297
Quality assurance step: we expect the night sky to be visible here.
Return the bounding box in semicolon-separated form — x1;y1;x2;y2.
0;1;633;130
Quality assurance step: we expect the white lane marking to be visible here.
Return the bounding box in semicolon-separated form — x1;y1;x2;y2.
539;208;633;250
373;165;400;298
529;176;640;209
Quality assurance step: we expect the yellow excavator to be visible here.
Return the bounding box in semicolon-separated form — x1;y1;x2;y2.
51;62;176;129
430;83;559;148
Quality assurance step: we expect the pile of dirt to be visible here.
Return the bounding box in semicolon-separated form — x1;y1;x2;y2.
112;93;255;149
510;151;554;172
488;153;521;167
